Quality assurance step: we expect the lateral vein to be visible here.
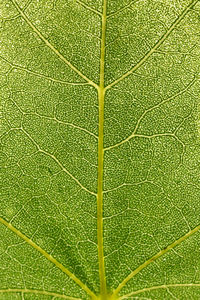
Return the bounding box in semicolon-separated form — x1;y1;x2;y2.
112;224;200;297
10;0;98;89
104;77;196;151
10;65;90;86
12;108;98;139
105;0;199;90
107;0;140;18
0;217;97;299
76;0;102;16
119;283;200;299
20;127;97;196
0;288;81;300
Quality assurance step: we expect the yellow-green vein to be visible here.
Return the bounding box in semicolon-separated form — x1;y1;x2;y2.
97;0;107;298
0;288;81;300
112;224;200;297
0;217;97;299
104;76;196;151
119;283;200;299
107;0;140;18
20;127;96;196
105;0;199;90
76;0;102;17
10;0;98;89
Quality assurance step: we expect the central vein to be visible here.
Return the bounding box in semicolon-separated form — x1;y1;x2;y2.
97;0;107;298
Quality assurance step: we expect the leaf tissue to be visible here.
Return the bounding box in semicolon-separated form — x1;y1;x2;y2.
1;0;200;299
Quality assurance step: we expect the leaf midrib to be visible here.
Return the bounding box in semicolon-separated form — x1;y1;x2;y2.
96;0;107;297
2;216;200;299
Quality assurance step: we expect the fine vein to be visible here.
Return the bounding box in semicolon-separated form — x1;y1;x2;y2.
104;77;196;151
107;0;140;18
119;283;200;299
31;113;98;139
1;55;88;85
20;128;96;196
0;288;81;300
7;96;98;139
10;0;98;88
112;224;200;297
76;0;102;16
97;0;107;298
0;217;97;299
11;66;90;86
105;0;199;90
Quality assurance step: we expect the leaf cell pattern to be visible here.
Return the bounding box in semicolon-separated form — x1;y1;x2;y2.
1;0;200;299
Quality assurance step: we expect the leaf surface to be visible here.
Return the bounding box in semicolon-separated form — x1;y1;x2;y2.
1;0;200;299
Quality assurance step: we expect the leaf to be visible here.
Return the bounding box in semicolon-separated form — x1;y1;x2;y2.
1;0;200;299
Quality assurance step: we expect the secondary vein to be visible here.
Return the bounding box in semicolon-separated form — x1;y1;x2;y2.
10;0;98;89
119;283;200;299
0;288;81;300
20;127;96;196
112;223;200;297
0;217;97;299
104;77;196;151
76;0;102;16
105;0;199;90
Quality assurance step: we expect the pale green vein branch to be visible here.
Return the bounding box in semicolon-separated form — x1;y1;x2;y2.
75;0;102;16
42;116;98;139
105;0;199;90
104;77;196;151
0;288;81;300
134;133;185;145
20;128;97;196
112;224;200;297
2;0;31;21
0;218;97;299
10;0;98;89
107;0;139;18
154;50;199;57
97;0;107;298
39;149;97;196
10;65;90;86
119;283;200;299
103;181;147;194
134;133;186;162
7;97;98;139
2;13;21;21
37;114;98;139
134;133;175;138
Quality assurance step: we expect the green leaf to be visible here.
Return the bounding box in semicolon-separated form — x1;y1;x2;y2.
1;0;200;299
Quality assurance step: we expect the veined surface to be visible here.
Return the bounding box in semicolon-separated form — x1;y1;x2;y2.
1;0;200;299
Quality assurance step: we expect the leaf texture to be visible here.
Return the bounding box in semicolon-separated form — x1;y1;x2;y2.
0;0;200;299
